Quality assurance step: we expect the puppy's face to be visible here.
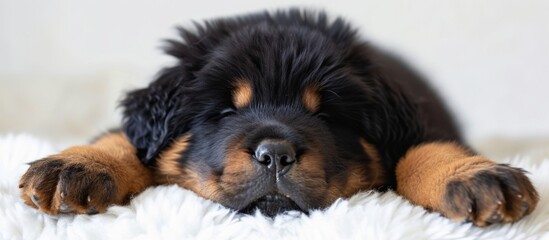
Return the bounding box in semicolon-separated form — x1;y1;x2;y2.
125;23;385;216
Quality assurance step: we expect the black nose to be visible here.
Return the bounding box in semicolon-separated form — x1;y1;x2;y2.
254;140;296;174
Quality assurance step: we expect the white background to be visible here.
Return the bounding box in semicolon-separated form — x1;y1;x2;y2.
1;0;548;146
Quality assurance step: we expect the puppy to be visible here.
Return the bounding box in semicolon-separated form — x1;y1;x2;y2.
19;10;538;227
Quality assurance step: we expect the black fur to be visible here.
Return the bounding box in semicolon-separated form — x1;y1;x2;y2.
120;9;462;212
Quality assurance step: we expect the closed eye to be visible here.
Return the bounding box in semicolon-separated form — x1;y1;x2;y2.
315;112;331;121
219;108;236;118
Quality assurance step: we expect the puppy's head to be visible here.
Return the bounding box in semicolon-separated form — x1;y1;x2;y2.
122;11;389;216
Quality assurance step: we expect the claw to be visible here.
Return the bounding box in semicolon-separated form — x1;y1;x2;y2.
520;202;529;215
87;207;98;215
488;212;503;223
30;195;39;207
59;203;72;213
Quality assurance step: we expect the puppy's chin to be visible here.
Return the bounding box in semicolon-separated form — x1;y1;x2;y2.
239;193;305;217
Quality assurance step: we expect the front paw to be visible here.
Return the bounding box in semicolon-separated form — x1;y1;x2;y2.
19;152;118;215
442;163;539;227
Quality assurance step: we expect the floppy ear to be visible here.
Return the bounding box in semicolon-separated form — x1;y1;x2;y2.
120;20;233;164
120;66;192;165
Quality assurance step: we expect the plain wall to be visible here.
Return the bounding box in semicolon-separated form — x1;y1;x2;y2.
1;0;548;144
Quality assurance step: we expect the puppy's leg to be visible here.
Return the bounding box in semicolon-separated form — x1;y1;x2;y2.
19;131;154;215
396;142;538;227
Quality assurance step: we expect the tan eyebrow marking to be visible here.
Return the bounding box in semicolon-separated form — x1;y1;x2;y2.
303;84;320;112
232;79;253;108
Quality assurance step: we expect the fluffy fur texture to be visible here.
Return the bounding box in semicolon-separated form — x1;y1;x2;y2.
16;10;538;226
1;134;548;239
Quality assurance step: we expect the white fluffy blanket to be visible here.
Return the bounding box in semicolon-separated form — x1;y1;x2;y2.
1;134;548;239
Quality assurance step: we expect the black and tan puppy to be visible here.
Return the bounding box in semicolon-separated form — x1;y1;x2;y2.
19;10;538;227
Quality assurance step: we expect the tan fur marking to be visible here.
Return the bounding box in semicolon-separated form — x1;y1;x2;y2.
342;164;385;198
154;134;222;200
294;152;326;179
397;142;539;226
159;140;251;202
339;164;371;197
177;166;219;199
223;147;255;177
360;138;380;163
215;142;257;199
303;84;320;112
19;132;155;214
157;158;222;201
232;79;253;108
157;138;255;205
62;133;154;204
395;142;487;215
178;167;202;190
327;140;385;199
292;152;341;207
156;134;191;178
